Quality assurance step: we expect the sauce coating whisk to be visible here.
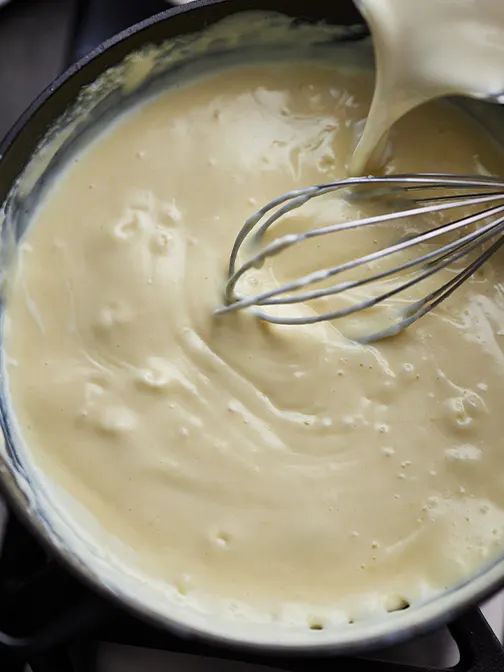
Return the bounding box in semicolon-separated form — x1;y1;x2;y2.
215;174;504;343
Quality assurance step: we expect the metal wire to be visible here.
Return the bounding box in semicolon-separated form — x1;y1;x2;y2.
214;174;504;343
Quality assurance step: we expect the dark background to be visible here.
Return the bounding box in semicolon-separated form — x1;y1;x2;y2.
0;0;180;142
0;0;77;141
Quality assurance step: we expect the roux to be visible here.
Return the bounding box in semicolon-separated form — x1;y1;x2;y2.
5;57;504;626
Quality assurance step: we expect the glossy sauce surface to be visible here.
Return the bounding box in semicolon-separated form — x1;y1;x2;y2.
5;61;504;624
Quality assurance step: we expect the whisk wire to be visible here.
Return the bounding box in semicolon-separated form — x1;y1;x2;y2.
257;211;504;310
224;189;504;307
216;174;504;342
222;201;504;312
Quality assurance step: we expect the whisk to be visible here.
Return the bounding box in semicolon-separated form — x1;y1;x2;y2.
214;174;504;343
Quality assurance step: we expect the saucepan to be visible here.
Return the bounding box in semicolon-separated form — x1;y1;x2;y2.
0;0;504;656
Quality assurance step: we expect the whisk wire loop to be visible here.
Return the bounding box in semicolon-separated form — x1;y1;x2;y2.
216;174;504;342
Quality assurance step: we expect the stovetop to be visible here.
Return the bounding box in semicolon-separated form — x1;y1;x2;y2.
1;1;504;670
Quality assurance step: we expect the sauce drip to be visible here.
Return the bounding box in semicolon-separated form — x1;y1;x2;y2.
352;0;504;174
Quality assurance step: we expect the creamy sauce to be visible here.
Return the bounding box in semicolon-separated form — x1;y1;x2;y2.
6;54;504;627
352;0;504;174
